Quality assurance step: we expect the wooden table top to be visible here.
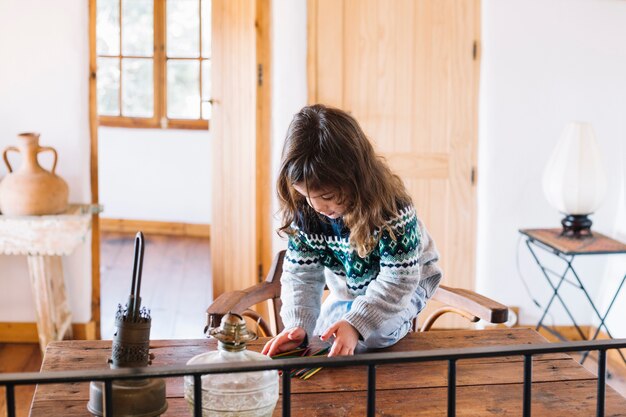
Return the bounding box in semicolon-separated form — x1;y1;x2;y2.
30;328;626;416
520;228;626;255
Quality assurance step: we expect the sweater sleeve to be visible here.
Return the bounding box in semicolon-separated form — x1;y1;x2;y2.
279;228;326;340
343;209;442;341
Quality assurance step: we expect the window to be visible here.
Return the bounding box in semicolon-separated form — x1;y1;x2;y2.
96;0;211;129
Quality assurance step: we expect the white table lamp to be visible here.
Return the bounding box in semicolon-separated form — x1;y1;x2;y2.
542;122;607;238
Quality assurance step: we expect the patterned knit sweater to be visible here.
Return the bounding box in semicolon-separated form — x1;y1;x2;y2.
280;205;442;341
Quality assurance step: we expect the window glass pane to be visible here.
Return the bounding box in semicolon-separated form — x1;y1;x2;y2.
97;0;120;55
201;59;211;120
97;57;120;116
201;0;211;58
167;0;200;58
167;59;200;119
122;58;154;117
122;0;153;56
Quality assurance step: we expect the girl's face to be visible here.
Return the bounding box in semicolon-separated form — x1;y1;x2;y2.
293;182;347;219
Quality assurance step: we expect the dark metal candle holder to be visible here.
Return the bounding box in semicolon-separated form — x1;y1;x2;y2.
88;232;168;417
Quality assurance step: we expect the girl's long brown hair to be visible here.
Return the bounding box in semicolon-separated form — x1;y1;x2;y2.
277;104;412;257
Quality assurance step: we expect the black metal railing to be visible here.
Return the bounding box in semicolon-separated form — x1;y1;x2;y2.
2;338;625;417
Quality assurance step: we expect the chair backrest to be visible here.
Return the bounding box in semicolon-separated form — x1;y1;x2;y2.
206;250;508;336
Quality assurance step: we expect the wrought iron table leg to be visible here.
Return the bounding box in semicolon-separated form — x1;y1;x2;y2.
580;274;626;365
527;241;587;341
525;238;626;367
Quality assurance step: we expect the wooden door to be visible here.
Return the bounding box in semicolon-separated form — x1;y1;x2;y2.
211;0;271;298
308;0;480;326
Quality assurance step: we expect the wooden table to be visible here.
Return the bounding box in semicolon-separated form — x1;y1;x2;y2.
0;204;101;350
30;329;626;416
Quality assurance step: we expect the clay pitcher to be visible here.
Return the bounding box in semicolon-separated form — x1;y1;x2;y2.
0;133;69;215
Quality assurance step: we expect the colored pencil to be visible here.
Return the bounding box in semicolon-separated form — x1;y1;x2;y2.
271;346;330;380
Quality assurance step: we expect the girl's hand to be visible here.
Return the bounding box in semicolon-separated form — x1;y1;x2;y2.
321;320;359;356
262;327;307;357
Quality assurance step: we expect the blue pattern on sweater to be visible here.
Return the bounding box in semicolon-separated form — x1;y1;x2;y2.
286;206;421;296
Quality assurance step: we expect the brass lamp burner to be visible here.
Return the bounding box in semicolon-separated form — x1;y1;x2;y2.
210;312;258;352
88;232;168;417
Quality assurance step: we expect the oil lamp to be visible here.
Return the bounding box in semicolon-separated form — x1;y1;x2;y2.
87;232;168;416
184;313;279;416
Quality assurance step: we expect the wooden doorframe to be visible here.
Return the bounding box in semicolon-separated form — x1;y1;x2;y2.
256;0;272;282
210;0;272;300
88;0;101;339
89;0;272;327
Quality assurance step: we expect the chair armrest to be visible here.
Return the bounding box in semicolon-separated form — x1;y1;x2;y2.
205;251;286;336
431;285;509;324
205;280;281;334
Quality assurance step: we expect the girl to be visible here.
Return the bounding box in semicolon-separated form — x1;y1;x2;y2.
262;104;442;357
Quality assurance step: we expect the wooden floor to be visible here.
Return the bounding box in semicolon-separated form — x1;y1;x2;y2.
0;343;42;417
538;327;626;398
100;232;213;340
579;352;626;398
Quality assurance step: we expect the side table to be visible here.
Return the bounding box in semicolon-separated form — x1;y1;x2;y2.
0;204;101;351
519;228;626;365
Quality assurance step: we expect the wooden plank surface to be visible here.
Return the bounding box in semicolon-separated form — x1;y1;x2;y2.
0;322;95;344
99;233;212;340
39;328;565;370
274;380;626;417
210;0;259;299
30;398;190;417
26;256;73;350
100;218;211;238
29;329;626;416
28;381;626;417
88;0;101;341
0;343;42;417
30;356;595;402
255;0;273;287
520;228;626;255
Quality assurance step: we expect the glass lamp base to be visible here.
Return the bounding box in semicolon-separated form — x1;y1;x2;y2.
561;214;593;239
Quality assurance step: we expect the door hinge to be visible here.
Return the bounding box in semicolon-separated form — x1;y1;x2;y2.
472;40;478;60
258;263;264;282
257;63;263;87
471;167;477;185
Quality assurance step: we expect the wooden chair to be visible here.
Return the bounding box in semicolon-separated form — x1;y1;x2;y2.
206;250;509;337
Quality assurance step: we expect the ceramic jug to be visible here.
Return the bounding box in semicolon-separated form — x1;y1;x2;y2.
0;132;69;215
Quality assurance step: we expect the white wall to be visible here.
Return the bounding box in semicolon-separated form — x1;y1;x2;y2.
99;127;211;223
477;0;626;333
0;0;92;322
270;0;308;255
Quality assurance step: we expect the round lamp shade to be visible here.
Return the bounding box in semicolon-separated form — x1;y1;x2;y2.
542;122;607;215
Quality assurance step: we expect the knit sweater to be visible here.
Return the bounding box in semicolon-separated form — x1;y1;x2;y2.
280;205;442;341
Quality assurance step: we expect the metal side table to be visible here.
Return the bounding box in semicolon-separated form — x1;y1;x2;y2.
519;228;626;365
